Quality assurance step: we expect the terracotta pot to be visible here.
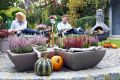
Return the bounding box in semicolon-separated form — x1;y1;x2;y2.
7;50;38;72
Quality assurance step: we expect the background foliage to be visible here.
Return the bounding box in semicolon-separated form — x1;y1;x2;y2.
0;0;110;30
0;0;17;10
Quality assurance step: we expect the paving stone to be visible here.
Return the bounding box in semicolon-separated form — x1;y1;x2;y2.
1;48;120;79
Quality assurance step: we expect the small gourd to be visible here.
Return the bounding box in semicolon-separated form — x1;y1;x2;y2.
50;55;63;71
103;42;111;48
111;44;118;49
34;57;53;76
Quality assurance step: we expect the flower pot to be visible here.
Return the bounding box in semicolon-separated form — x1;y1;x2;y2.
33;47;55;59
7;50;38;72
57;49;106;70
0;38;10;53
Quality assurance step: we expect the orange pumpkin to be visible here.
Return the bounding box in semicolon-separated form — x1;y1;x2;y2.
111;44;118;49
103;42;111;48
50;55;63;71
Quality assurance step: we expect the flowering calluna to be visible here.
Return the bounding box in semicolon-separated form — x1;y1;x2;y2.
0;29;10;38
8;36;33;53
57;35;99;49
36;24;47;29
88;37;99;46
29;34;48;46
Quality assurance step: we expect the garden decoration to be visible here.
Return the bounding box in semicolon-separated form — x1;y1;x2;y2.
34;57;53;76
34;52;53;76
111;44;118;49
30;34;50;58
56;35;106;70
57;48;106;70
7;36;38;71
33;46;56;59
103;42;111;48
92;9;110;42
50;54;63;71
103;42;118;49
49;15;56;47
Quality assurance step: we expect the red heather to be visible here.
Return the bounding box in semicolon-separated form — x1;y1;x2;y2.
0;29;10;38
60;35;99;49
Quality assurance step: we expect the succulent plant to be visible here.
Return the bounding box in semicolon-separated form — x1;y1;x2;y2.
8;36;33;53
29;34;48;46
36;45;47;52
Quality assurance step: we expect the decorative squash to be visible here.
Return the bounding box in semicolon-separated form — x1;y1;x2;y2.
111;44;118;49
103;42;111;48
50;55;63;71
34;58;53;76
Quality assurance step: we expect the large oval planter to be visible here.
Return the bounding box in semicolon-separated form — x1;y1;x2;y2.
7;50;38;72
57;49;106;70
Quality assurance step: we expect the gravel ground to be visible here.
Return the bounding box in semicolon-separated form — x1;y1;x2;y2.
0;48;120;80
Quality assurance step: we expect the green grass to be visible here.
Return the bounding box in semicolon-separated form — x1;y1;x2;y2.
99;39;120;48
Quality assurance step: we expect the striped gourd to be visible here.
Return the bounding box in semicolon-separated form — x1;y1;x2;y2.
34;58;53;76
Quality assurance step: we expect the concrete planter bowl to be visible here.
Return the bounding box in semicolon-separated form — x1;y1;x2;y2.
7;50;38;72
57;49;106;70
33;47;106;70
0;38;10;53
33;47;55;59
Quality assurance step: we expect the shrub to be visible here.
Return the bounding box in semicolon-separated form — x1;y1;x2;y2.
0;11;9;22
5;7;26;19
0;7;25;29
0;16;5;29
0;16;3;22
8;36;33;53
76;16;96;30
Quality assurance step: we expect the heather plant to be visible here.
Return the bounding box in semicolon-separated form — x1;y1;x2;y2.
29;34;48;46
8;36;33;53
88;36;99;46
57;35;99;49
0;29;10;38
